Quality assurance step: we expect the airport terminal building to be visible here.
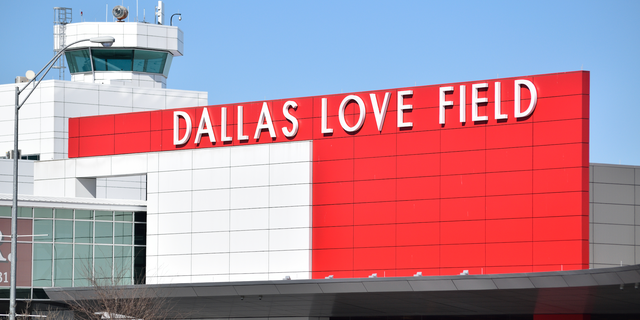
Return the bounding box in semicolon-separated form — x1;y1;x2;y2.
0;11;639;320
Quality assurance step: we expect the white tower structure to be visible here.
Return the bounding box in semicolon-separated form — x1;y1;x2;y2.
0;15;203;165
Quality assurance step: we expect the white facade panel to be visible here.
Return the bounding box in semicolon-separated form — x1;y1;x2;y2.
157;191;192;214
158;212;192;235
191;210;230;233
230;230;269;253
269;162;311;186
268;250;311;274
192;147;230;169
76;156;112;177
192;168;230;190
192;232;230;254
229;252;269;275
159;149;192;171
269;229;311;251
192;253;230;275
157;233;192;256
269;206;312;230
158;170;192;193
111;154;148;176
157;254;192;277
229;208;269;231
230;187;269;210
230;144;270;166
230;165;269;188
270;140;312;164
192;189;230;211
270;184;312;208
147;172;159;193
147;234;159;256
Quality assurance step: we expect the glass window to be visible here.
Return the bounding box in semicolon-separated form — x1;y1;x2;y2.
75;221;93;244
95;222;113;244
18;207;32;218
74;244;93;287
92;49;133;71
95;245;113;284
33;243;52;287
115;211;133;222
34;220;53;242
114;223;132;245
54;220;73;242
114;246;132;285
162;54;173;77
133;50;168;74
66;49;92;73
54;244;73;287
0;207;9;217
55;209;73;219
134;211;146;223
134;223;146;246
75;210;93;220
34;208;53;218
134;247;146;284
95;211;113;221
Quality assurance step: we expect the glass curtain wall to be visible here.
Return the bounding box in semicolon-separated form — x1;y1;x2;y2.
0;206;146;300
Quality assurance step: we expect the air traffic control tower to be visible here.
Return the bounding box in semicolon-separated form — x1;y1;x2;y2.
62;20;183;88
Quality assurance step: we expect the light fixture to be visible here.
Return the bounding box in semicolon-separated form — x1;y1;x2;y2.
90;36;116;47
170;13;182;26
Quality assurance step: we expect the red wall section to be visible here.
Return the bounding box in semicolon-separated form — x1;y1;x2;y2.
309;71;589;278
69;71;590;278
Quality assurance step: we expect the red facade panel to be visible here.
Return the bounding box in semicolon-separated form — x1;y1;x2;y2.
354;202;396;225
396;200;440;223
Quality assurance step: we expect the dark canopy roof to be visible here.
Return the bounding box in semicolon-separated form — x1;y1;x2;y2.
46;265;640;318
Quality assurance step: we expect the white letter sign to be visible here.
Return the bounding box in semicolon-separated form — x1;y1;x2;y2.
173;111;191;145
514;79;537;118
370;92;391;133
195;107;216;144
321;98;333;134
282;101;299;138
254;102;277;139
339;95;366;133
439;86;454;124
471;83;488;122
494;82;507;120
237;106;249;141
397;90;413;128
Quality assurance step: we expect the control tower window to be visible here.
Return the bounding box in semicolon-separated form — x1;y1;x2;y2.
93;49;133;71
66;49;172;76
66;49;92;73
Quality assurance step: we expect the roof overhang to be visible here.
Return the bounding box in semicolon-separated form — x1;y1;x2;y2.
45;265;640;318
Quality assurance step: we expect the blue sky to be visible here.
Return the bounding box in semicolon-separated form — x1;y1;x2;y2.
2;1;639;165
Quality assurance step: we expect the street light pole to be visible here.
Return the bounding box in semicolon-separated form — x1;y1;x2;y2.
9;36;115;320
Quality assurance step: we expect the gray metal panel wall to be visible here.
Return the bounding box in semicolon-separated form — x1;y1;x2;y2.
590;163;640;268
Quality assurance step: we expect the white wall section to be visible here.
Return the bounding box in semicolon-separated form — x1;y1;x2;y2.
34;140;313;284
